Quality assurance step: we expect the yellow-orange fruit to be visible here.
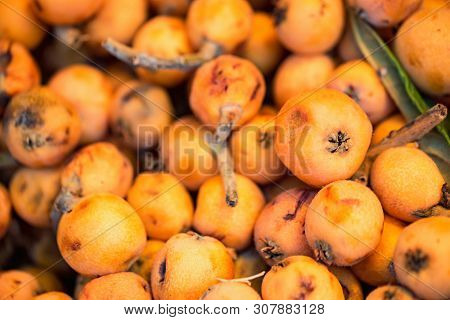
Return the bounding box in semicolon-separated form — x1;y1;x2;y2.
0;39;41;105
48;64;113;144
2;87;80;168
421;0;447;9
85;0;148;55
131;240;165;282
273;54;335;108
230;108;286;184
187;0;253;53
337;24;362;62
21;266;63;293
31;0;104;25
348;0;423;27
372;114;410;145
133;16;193;87
237;12;284;75
366;285;415;300
0;184;11;239
327;60;395;124
151;232;235;300
254;188;315;266
60;142;133;199
275;0;344;54
161;116;218;190
393;216;450;300
10;166;61;228
262;256;344;300
149;0;190;16
305;180;384;266
127;173;194;240
194;175;265;250
110;80;173;148
0;0;46;49
201;282;262;300
394;6;450;96
57;193;146;276
275;89;372;187
190;55;265;128
351;215;404;286
34;291;72;300
329;266;363;300
0;270;40;300
370;147;445;222
79;272;151;300
234;248;267;293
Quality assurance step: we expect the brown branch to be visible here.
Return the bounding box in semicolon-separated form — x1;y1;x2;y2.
54;26;89;49
102;38;222;71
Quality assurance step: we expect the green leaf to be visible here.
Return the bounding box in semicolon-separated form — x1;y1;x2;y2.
349;9;450;145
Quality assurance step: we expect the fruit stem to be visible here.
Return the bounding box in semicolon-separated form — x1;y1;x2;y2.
54;26;90;49
353;104;448;185
102;38;222;71
217;271;266;286
208;104;242;207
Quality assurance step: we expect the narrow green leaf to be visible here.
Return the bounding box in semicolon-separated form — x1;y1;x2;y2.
349;9;450;145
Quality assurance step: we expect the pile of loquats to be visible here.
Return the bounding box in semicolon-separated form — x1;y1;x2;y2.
0;0;449;301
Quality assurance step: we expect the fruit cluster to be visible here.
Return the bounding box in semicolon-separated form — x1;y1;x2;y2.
0;0;449;301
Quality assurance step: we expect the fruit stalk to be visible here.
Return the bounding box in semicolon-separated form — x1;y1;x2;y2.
103;38;221;71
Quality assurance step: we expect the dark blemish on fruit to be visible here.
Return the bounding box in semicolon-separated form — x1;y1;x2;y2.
440;183;449;208
295;277;315;300
383;289;396;300
15;109;43;129
71;241;81;251
32;189;43;207
388;260;396;277
344;85;360;103
121;89;136;104
260;238;284;262
19;181;27;193
232;63;241;69
13;279;21;285
250;81;261;101
283;190;314;220
405;248;429;273
319;0;327;16
314;240;334;265
259;131;274;149
340;198;360;206
273;6;287;26
33;0;43;11
327;131;350;154
159;259;167;284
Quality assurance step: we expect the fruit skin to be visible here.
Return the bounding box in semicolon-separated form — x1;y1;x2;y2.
393;216;450;300
254;188;315;266
275;0;345;54
85;0;148;55
394;5;450;96
79;272;151;300
348;0;423;27
275;89;372;187
10;166;61;228
48;64;113;144
0;39;41;104
370;147;445;222
230;108;286;185
151;232;235;300
329;266;363;300
130;240;165;282
262;255;344;300
326;60;395;124
133;16;193;87
237;12;285;75
189;55;265;128
127;173;194;241
0;0;46;49
2;87;81;168
34;291;72;300
0;184;11;239
57;193;147;276
305;180;384;266
200;282;262;300
161;116;218;191
110;80;173;149
273;54;335;108
0;270;41;300
372;114;409;145
194;174;265;250
351;215;404;286
187;0;253;53
366;285;415;300
31;0;104;25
